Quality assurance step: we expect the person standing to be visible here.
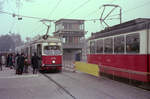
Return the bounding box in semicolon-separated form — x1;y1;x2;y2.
15;53;19;74
24;55;29;73
1;55;6;66
8;54;13;69
17;53;25;75
31;53;40;74
6;54;10;67
0;56;2;71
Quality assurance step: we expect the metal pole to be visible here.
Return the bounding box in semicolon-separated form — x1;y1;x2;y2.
46;26;50;36
120;8;122;24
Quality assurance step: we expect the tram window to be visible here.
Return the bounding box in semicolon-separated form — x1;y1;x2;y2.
44;46;51;50
126;33;140;53
44;46;60;50
96;39;103;53
54;46;60;50
114;36;125;53
104;38;113;53
90;41;96;54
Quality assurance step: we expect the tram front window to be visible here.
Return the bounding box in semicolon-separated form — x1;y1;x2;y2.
44;45;61;55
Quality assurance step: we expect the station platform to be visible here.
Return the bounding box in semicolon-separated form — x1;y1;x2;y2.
0;66;38;78
0;66;70;99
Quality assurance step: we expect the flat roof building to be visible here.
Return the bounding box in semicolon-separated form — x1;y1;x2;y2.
54;19;86;66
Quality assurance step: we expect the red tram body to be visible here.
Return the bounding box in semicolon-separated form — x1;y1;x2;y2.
16;36;62;72
87;18;150;82
41;55;62;71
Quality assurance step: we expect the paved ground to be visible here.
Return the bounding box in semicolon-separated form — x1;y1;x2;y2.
0;66;150;99
0;66;71;99
47;70;150;99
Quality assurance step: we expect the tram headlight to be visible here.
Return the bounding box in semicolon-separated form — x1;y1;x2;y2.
52;60;56;64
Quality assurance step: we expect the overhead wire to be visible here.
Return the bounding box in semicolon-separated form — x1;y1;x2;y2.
82;0;117;20
1;0;148;22
30;22;42;34
1;0;150;33
84;0;150;22
110;0;116;4
123;1;150;13
16;0;21;16
6;0;15;13
103;0;150;20
9;18;16;33
48;0;63;18
62;0;92;18
0;10;55;21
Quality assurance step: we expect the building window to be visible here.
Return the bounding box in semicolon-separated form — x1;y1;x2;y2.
63;23;83;30
63;23;73;30
126;33;140;53
69;36;73;43
114;36;125;53
69;24;72;29
72;24;79;30
56;24;62;31
79;24;84;30
96;39;103;53
62;37;66;43
64;23;68;29
104;38;113;53
74;36;79;44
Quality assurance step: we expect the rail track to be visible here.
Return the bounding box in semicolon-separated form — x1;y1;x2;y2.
43;73;77;99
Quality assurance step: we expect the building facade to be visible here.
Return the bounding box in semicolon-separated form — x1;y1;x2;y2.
54;19;86;65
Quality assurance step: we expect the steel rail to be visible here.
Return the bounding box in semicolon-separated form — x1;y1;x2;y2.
43;74;77;99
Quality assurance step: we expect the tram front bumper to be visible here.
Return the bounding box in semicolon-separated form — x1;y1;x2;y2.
40;65;62;71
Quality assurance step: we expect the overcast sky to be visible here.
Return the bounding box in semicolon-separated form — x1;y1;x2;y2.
0;0;150;41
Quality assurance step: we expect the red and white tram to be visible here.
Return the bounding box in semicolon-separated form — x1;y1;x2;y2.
16;36;62;72
87;18;150;82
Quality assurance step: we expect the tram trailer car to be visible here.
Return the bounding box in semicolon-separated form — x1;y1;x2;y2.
16;36;62;72
87;18;150;82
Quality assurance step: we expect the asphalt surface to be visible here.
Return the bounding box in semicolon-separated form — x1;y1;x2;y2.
0;66;150;99
46;70;150;99
0;67;71;99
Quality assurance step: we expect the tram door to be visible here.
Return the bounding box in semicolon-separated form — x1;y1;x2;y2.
37;44;42;66
37;44;42;57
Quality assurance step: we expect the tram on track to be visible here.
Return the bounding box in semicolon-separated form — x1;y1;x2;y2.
15;36;62;72
87;18;150;82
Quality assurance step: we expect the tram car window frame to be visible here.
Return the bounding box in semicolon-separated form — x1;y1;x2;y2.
114;35;125;53
96;39;104;53
126;33;140;54
90;41;96;54
104;38;113;53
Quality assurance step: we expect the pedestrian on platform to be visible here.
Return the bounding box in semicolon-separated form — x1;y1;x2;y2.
31;52;40;74
0;56;2;71
12;54;15;68
17;53;25;75
8;54;13;69
15;53;19;74
24;55;29;73
6;54;10;67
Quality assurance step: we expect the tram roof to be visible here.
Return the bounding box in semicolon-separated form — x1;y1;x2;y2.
30;36;61;44
90;18;150;40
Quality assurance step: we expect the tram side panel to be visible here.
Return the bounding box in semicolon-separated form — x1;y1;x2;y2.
148;28;150;82
87;30;149;82
88;54;148;82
